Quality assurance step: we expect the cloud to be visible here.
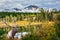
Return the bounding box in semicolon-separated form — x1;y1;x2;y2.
56;1;60;5
0;0;6;3
0;0;60;9
11;3;24;9
0;0;24;9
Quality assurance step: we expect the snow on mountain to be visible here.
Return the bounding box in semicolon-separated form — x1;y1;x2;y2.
22;5;40;12
0;5;40;12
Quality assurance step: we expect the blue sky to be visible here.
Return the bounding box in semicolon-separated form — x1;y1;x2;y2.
0;0;60;9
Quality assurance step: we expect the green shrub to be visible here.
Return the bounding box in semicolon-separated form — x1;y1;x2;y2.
57;14;60;21
21;24;58;40
0;29;5;36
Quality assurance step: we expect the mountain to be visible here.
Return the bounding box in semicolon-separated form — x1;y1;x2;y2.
13;8;21;11
0;5;39;12
24;5;39;9
2;8;22;12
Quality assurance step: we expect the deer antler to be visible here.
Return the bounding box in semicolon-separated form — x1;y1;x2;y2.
2;20;11;27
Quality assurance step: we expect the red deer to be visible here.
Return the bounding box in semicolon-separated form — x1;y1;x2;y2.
2;20;18;39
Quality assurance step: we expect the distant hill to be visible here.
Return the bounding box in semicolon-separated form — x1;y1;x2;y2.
13;8;21;11
3;8;21;12
0;5;39;12
24;5;39;10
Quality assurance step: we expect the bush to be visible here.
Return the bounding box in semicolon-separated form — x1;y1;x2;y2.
22;23;58;40
57;14;60;21
22;34;40;40
0;29;6;40
0;29;5;36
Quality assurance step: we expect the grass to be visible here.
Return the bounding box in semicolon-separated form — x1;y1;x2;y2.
0;21;54;27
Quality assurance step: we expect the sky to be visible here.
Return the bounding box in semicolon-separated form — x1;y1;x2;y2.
0;0;60;9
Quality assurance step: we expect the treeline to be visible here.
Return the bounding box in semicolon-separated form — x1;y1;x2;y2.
0;11;59;22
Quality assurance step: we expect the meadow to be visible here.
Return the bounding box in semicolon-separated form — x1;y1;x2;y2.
0;11;60;40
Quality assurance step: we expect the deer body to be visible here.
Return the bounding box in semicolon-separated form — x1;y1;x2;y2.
7;30;12;39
